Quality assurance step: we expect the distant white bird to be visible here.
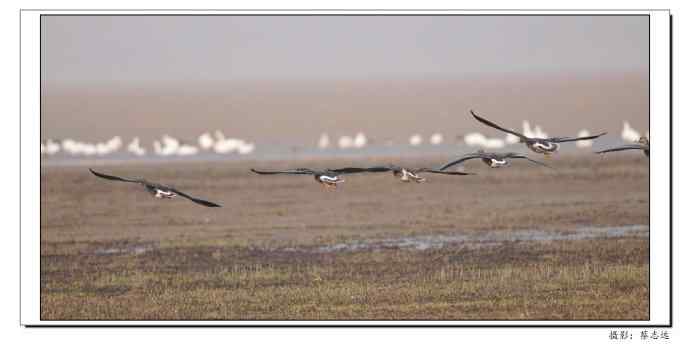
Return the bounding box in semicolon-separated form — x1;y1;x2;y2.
198;132;214;150
575;130;594;148
429;133;444;145
156;135;180;156
622;121;641;142
162;134;179;149
106;136;122;151
317;133;330;149
214;137;244;154
522;120;535;138
153;140;165;156
95;142;111;156
44;139;61;155
61;139;76;155
353;132;367;149
81;143;97;156
214;130;226;142
505;133;520;145
212;130;232;154
153;140;177;156
127;137;146;156
177;143;199;156
214;140;235;154
409;134;423;146
463;132;506;149
338;136;354;149
483;138;506;149
237;141;256;155
521;120;547;139
533;125;548;139
80;136;121;156
464;133;486;147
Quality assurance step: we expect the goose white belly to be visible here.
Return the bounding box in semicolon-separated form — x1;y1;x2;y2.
154;189;176;199
529;141;559;154
318;175;344;185
400;169;425;183
489;158;509;168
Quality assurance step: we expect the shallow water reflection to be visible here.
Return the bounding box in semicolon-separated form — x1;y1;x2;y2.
308;224;649;253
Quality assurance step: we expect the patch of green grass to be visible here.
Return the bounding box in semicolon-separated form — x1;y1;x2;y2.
41;238;648;320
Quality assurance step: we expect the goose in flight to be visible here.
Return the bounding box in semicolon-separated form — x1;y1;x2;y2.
250;167;378;189
89;169;221;207
596;137;649;157
438;150;554;170
470;110;606;155
360;165;475;183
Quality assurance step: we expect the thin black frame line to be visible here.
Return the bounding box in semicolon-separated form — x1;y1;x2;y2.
668;14;673;327
647;14;652;324
30;12;666;326
18;8;22;326
20;9;671;12
36;14;652;17
37;13;41;327
22;324;673;328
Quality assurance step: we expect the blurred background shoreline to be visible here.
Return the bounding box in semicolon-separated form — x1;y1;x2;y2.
40;15;649;165
41;73;648;166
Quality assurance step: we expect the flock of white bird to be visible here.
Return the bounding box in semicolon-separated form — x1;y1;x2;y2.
40;131;256;157
316;121;646;151
41;122;648;157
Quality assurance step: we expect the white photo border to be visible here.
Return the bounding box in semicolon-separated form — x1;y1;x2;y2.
21;9;670;327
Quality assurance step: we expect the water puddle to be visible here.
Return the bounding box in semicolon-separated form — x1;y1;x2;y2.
304;224;649;253
89;225;648;256
94;242;157;256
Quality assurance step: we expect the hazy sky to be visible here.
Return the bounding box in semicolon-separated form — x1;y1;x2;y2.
41;15;649;83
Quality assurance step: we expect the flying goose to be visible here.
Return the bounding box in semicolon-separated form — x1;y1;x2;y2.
89;169;221;207
470;110;606;155
439;149;554;170
596;137;649;157
250;167;377;189
360;165;475;183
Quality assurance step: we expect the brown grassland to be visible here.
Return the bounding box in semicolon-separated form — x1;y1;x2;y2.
40;154;649;320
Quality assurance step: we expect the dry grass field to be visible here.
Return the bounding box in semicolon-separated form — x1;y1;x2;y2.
40;154;649;320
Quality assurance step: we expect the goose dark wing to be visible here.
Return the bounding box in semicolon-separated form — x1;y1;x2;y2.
356;166;398;173
89;168;143;184
506;154;555;169
549;132;607;143
437;153;486;171
416;168;476;176
595;144;646;154
168;188;222;207
250;168;315;175
329;167;387;174
470;110;527;139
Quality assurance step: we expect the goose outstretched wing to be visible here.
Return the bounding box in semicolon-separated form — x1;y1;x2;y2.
415;168;476;176
505;153;555;169
470;110;527;140
437;153;488;171
549;132;607;143
595;144;647;154
328;167;387;175
89;168;144;184
168;188;222;207
250;168;316;175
